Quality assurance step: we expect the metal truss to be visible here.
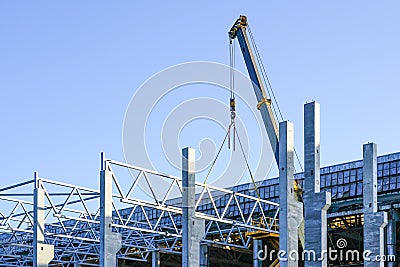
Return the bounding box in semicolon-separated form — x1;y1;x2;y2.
0;177;102;266
0;154;279;265
105;158;279;261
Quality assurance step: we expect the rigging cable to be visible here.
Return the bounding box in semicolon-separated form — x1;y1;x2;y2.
202;121;262;201
247;24;304;173
234;126;261;200
203;37;262;200
229;37;236;151
248;25;282;122
231;35;261;199
203;122;233;185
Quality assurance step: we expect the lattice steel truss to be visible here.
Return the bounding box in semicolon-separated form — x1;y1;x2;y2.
0;154;279;266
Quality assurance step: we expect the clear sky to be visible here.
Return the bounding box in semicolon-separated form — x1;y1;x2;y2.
1;1;399;191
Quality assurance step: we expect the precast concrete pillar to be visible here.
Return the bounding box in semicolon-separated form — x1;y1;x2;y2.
100;153;122;267
279;121;303;267
363;143;387;267
303;101;331;266
33;172;54;267
182;147;205;267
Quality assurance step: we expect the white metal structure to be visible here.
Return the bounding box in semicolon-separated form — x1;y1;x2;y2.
0;153;279;266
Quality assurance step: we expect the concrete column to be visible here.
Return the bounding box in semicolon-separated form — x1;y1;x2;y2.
182;147;205;267
386;212;396;267
200;244;209;267
278;121;303;267
362;143;387;267
100;153;122;267
303;101;331;266
253;239;262;267
33;172;54;267
152;250;160;267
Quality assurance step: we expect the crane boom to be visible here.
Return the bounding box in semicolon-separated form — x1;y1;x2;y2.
229;15;280;165
229;16;305;248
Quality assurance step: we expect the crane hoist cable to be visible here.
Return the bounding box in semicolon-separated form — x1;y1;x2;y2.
230;37;236;100
228;37;236;151
203;37;238;185
230;35;261;199
202;37;262;200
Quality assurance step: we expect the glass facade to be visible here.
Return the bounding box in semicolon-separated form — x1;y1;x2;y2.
118;152;400;225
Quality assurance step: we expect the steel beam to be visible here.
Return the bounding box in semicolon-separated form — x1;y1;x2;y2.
182;147;205;267
362;143;387;267
33;172;54;267
100;153;122;267
303;101;331;266
278;121;303;267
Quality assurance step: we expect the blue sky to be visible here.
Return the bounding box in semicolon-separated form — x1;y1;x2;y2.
1;1;399;190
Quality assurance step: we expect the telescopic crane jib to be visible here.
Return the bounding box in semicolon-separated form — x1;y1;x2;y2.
229;15;279;164
228;15;303;195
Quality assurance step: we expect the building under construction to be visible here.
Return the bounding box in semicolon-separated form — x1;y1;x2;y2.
0;16;398;267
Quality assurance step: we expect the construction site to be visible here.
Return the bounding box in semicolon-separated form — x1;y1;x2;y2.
0;15;399;267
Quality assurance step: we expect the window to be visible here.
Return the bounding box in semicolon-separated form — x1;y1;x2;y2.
357;168;363;181
337;172;343;185
274;185;279;197
356;182;363;195
383;177;390;191
330;174;337;186
350;183;356;197
383;163;390;176
269;186;275;197
390;176;397;190
337;186;343;199
377;178;383;192
331;187;338;199
343;185;350;198
390;162;397;175
258;187;265;198
350;169;357;182
378;164;383;177
343;171;349;184
397;161;400;174
321;175;326;187
265;189;270;198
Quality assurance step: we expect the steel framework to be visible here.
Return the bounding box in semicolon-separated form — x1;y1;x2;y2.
2;151;400;266
0;153;279;266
